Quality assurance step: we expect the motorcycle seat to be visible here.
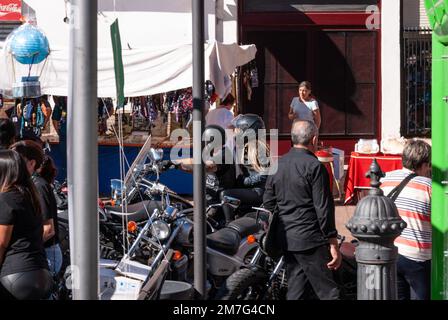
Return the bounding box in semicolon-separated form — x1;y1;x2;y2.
105;200;153;222
206;228;240;256
227;217;260;238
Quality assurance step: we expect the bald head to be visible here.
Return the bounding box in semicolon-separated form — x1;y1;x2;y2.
291;120;317;146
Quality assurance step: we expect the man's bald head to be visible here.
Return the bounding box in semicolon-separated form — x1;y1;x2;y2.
291;120;318;147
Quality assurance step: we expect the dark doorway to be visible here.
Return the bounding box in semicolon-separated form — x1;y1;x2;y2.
241;29;378;138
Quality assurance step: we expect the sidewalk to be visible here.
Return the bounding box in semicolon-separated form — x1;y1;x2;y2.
335;204;356;241
333;168;356;241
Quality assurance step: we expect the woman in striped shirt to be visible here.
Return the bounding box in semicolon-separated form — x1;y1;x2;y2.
381;139;432;300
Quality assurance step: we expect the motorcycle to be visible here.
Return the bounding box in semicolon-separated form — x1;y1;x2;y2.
59;190;263;300
55;145;267;299
125;195;267;299
217;208;358;300
55;146;194;261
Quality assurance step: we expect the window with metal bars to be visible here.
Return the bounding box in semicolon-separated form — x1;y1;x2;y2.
402;28;432;137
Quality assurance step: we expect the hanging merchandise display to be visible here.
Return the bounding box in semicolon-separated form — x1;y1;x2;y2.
131;96;149;132
146;95;158;126
90;85;218;144
205;80;218;104
240;59;258;102
98;98;113;136
15;97;48;139
178;87;193;128
243;68;253;101
4;21;50;98
250;60;259;88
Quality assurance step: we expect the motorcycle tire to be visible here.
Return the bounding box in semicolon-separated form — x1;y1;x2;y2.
216;268;269;300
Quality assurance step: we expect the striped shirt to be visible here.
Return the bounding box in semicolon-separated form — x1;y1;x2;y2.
380;168;432;262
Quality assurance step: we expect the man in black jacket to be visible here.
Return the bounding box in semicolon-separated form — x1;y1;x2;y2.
263;119;341;300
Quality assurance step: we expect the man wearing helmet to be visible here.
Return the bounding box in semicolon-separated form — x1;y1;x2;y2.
202;125;236;203
175;125;236;208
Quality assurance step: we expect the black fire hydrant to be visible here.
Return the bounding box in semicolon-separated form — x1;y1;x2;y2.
346;159;407;300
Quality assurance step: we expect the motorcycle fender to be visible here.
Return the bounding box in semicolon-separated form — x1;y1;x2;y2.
235;240;258;261
206;247;245;277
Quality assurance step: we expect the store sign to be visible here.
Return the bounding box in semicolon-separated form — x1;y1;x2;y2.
0;0;21;21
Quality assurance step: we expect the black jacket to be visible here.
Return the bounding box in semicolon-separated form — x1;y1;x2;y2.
263;147;337;251
236;164;267;190
206;147;236;201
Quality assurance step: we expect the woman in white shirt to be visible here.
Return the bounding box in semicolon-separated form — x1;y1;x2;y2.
288;81;321;129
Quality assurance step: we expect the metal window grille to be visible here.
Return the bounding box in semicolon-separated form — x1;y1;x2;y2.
0;22;21;42
402;28;432;137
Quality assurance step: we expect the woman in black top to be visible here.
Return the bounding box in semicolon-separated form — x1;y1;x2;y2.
0;118;15;150
10;140;62;277
0;150;53;300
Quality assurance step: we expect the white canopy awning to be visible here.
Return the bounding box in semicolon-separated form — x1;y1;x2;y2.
0;41;256;99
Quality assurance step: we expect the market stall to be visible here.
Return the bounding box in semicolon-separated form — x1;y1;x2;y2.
0;38;257;195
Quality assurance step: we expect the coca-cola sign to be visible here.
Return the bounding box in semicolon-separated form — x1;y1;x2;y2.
0;0;21;21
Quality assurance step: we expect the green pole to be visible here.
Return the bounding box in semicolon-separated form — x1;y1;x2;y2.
424;0;448;300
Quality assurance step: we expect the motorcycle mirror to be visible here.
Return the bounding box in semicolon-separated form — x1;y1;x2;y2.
251;207;271;225
148;148;164;163
222;196;241;209
251;207;271;215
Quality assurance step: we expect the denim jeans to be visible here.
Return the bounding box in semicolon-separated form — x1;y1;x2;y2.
45;244;63;277
397;254;431;300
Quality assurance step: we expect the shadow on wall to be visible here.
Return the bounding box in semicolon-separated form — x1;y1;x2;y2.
242;16;372;136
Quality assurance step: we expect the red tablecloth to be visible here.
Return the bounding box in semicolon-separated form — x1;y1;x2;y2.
344;152;403;205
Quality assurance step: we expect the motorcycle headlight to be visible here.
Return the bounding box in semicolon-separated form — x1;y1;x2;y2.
151;220;171;241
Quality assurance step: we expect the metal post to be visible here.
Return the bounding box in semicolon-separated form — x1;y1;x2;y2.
346;160;406;300
423;0;448;300
192;0;206;298
68;0;98;300
430;23;448;301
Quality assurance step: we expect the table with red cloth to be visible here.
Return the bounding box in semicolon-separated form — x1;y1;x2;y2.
344;152;403;205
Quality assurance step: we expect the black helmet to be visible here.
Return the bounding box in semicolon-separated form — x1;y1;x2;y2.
231;113;265;133
203;125;226;154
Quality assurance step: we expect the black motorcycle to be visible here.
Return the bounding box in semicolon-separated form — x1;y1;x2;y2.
123;195;265;299
217;208;358;300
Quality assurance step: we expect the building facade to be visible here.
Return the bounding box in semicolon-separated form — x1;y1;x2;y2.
0;0;21;41
217;0;430;156
7;0;431;157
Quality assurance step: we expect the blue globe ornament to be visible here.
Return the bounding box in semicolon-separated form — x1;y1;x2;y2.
8;23;49;65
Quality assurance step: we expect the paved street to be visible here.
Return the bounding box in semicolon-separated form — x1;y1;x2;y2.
335;205;356;242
